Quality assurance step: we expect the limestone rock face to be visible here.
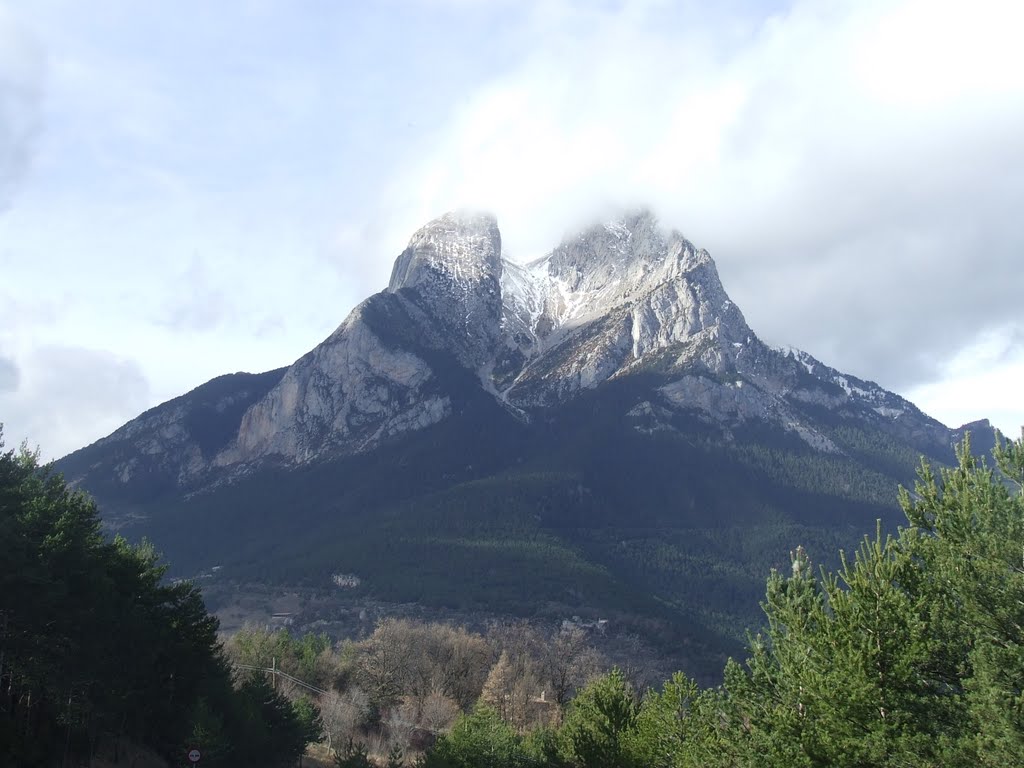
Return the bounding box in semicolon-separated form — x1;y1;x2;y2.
61;208;964;484
227;303;449;464
55;369;286;507
496;211;756;405
388;211;504;368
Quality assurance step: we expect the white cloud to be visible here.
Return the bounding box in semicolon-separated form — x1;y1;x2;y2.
907;324;1024;436
0;355;18;391
0;345;150;461
0;3;44;210
3;0;1022;453
384;0;1024;416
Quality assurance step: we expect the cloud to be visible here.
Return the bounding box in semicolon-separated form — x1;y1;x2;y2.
155;256;229;332
4;0;1020;447
0;5;44;211
907;323;1024;435
0;345;150;461
0;355;17;391
382;0;1024;396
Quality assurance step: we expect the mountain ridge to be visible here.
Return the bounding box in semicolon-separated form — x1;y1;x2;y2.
54;208;995;677
59;206;974;511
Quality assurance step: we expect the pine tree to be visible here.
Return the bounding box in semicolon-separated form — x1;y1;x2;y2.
420;706;527;768
627;672;706;768
898;434;1024;765
561;667;638;768
720;433;1024;767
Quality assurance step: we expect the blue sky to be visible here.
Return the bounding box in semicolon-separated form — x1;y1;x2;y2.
1;0;1022;459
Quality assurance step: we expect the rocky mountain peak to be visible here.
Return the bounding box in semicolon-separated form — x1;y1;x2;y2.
538;209;669;293
491;210;761;407
502;210;744;345
58;207;969;482
388;210;502;293
386;210;504;368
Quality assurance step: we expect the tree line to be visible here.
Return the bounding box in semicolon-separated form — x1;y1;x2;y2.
416;434;1024;767
223;616;607;763
4;424;1022;767
0;429;315;767
225;433;1024;768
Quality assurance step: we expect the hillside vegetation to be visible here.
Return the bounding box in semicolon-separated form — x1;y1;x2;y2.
126;379;931;678
0;428;316;767
6;424;1022;767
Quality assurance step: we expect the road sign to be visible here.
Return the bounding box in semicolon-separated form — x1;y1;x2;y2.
187;747;201;764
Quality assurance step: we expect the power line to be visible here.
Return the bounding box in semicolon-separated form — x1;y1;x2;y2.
230;662;444;736
231;662;329;695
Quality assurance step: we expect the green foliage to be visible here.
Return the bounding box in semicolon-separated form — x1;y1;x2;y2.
0;427;314;766
228;625;336;689
898;435;1024;766
386;743;406;768
521;727;569;768
0;432;220;763
626;673;698;768
183;696;232;768
226;676;311;767
422;706;536;768
712;433;1024;767
561;668;638;768
293;694;325;745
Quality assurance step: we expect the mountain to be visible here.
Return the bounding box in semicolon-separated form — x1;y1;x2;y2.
56;209;989;678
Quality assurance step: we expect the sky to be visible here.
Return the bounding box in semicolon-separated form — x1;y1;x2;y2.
1;0;1022;460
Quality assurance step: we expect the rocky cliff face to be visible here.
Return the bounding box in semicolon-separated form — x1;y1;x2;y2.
60;208;965;489
388;211;504;368
53;209;1001;674
224;212;504;465
224;304;449;465
497;211;755;404
56;369;286;502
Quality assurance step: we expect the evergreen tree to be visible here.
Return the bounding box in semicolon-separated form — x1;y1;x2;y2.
0;428;315;766
333;736;373;768
626;672;735;768
719;433;1024;767
560;668;638;768
421;706;530;768
293;694;325;748
898;435;1024;765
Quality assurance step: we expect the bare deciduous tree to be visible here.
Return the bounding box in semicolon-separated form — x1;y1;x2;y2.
540;626;605;707
320;687;369;753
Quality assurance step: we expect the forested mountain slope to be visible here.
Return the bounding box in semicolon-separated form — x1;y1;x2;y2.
55;210;993;676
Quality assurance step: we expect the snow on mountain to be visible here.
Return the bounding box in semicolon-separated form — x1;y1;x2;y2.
60;208;959;483
388;210;504;368
773;345;916;420
492;210;758;407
